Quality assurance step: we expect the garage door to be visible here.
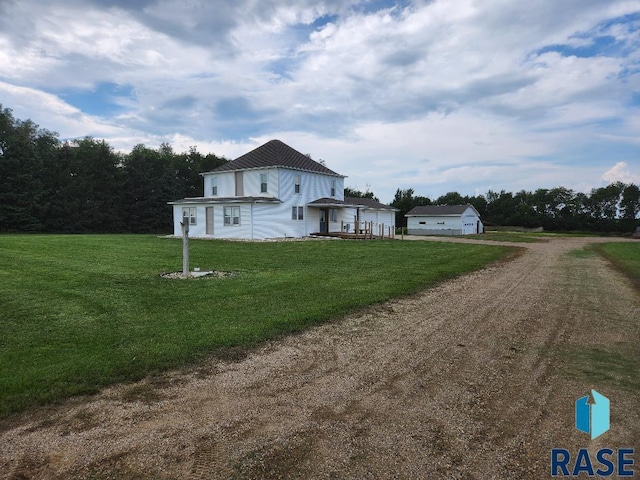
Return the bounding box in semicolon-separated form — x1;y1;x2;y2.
462;222;476;235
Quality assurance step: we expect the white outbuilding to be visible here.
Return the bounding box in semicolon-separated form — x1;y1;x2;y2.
406;204;484;235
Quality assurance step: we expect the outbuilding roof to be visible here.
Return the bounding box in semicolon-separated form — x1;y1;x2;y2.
203;139;344;177
406;204;478;216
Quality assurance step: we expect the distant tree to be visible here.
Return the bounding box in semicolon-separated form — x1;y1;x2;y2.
620;184;640;220
466;195;487;218
390;188;431;227
344;186;378;201
2;103;637;234
485;190;531;226
43;138;124;232
172;146;228;199
589;182;625;230
435;191;465;206
122;144;181;233
0;106;58;231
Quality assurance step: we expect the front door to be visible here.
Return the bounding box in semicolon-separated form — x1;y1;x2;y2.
319;209;327;233
206;207;214;235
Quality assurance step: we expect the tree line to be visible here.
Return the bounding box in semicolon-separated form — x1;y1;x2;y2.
0;106;227;233
389;184;640;232
1;105;638;234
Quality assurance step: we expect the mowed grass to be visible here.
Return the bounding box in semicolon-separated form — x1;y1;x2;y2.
593;241;640;290
558;241;640;392
0;235;513;417
464;232;545;243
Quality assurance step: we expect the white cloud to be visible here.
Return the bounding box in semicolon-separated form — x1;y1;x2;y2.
0;0;638;201
602;162;640;184
0;81;125;138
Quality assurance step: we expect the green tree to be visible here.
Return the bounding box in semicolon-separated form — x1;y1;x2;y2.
620;184;640;220
344;186;378;201
172;146;228;199
435;191;465;206
466;195;487;218
0;106;58;231
390;188;431;227
589;183;624;230
122;144;181;233
42;138;124;232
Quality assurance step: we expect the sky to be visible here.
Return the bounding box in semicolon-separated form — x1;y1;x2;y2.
0;0;639;203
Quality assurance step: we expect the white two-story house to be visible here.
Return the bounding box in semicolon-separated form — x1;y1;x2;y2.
169;139;396;239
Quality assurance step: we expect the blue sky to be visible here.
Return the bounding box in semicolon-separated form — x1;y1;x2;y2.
0;0;638;203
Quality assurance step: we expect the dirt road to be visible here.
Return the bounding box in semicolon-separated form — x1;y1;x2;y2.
1;237;639;479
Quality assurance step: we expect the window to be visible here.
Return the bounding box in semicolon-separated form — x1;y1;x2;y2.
331;179;336;197
329;209;337;222
292;206;304;220
260;173;268;193
182;207;197;225
294;174;301;194
212;177;218;196
224;206;240;226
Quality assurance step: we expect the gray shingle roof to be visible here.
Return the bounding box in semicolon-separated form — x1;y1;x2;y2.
307;197;398;210
169;196;281;205
344;197;397;210
406;204;475;216
307;198;347;207
205;139;344;177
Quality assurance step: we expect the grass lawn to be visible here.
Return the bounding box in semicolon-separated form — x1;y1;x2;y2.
593;241;640;291
0;235;514;417
464;232;545;243
559;241;640;393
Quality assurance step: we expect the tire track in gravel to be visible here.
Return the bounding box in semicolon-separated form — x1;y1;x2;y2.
0;236;638;479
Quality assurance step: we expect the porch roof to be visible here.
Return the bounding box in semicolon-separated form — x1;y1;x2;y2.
168;196;282;205
307;197;398;211
306;198;350;208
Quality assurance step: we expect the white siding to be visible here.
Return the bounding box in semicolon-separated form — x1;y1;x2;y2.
204;172;235;197
277;169;343;204
174;168;345;239
407;206;482;235
242;168;279;197
173;205;208;237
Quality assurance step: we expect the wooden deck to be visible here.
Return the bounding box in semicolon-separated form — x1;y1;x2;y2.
311;232;388;240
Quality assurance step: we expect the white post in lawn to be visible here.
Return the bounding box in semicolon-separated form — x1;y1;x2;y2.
181;218;189;277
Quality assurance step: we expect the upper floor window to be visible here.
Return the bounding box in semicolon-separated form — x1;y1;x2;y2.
182;207;197;225
212;177;218;196
260;173;268;193
224;206;240;226
331;179;336;197
294;174;301;194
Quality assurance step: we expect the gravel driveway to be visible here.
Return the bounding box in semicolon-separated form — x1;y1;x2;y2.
1;236;638;479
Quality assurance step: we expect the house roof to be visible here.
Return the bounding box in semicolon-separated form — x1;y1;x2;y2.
405;204;478;217
203;139;344;177
344;197;398;210
168;196;282;205
307;198;349;208
307;197;398;210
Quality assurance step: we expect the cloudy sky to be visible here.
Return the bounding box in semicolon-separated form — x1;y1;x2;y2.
1;0;638;202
